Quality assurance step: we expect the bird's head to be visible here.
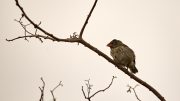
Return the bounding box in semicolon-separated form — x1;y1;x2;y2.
107;39;122;48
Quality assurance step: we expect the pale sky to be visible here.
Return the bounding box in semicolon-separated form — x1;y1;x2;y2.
1;0;180;101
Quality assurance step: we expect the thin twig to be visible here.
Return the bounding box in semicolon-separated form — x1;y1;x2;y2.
90;76;116;98
39;77;45;101
50;81;63;101
82;76;116;101
6;34;54;42
14;0;61;41
127;84;141;101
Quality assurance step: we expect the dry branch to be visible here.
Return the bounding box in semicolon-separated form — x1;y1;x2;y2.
39;78;63;101
79;0;98;38
127;84;141;101
82;76;116;101
7;0;166;101
39;77;45;101
50;81;63;101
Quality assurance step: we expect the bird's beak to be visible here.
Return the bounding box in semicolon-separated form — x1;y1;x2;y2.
107;43;111;47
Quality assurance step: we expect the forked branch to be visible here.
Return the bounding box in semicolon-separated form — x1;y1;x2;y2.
7;0;166;101
39;77;45;101
39;78;63;101
127;84;141;101
82;76;116;101
50;81;63;101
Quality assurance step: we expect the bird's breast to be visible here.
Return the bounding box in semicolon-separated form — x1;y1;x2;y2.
110;46;125;61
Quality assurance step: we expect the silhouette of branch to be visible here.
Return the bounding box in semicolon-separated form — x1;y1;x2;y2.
39;77;45;101
6;34;54;42
82;76;116;101
14;14;30;41
39;78;63;101
127;84;141;101
79;0;98;38
7;0;166;101
50;81;63;101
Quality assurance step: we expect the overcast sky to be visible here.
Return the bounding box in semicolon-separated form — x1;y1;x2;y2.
1;0;180;101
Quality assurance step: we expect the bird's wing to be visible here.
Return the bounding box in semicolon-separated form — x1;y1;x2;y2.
121;45;136;63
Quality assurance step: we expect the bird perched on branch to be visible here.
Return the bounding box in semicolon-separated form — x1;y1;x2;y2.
107;39;138;74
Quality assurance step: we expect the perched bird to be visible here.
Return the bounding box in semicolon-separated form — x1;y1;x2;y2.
107;39;138;74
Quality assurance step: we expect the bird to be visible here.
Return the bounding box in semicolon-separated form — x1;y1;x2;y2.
107;39;138;74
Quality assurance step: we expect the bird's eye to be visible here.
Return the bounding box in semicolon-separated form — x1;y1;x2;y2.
112;42;115;45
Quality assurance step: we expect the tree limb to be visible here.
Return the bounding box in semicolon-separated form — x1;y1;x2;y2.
79;0;98;38
8;0;166;101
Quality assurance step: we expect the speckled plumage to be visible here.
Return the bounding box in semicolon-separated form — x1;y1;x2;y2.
107;39;138;74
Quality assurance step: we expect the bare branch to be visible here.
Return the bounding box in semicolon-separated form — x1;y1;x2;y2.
82;76;116;101
50;81;63;101
14;0;61;41
10;17;44;42
78;40;166;101
79;0;98;38
127;84;141;101
14;17;31;41
6;34;82;43
34;21;41;35
6;34;54;42
39;77;45;101
39;78;63;101
90;76;116;98
6;14;81;43
82;86;88;100
8;0;166;101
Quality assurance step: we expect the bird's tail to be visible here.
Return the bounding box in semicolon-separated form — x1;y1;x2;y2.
130;65;138;74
